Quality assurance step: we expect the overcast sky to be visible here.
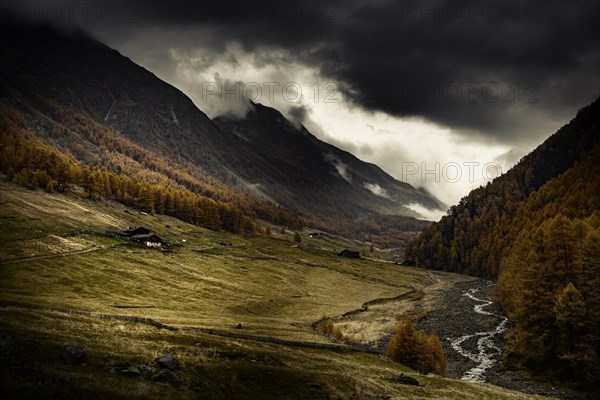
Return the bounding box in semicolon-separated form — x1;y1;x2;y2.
5;0;599;216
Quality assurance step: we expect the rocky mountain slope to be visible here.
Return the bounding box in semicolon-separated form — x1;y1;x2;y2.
0;21;443;226
214;102;441;219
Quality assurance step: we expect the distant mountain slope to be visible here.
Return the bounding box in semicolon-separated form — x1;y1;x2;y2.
0;23;243;177
406;97;600;276
0;22;443;229
214;102;442;219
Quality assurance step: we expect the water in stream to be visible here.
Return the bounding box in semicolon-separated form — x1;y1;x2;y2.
448;288;509;383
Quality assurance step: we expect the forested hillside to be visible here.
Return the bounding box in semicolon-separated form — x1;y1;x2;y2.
406;97;600;388
0;103;302;234
0;22;439;247
406;98;599;276
497;144;600;387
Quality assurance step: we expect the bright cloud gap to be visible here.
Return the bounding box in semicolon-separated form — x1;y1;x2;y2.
107;42;536;209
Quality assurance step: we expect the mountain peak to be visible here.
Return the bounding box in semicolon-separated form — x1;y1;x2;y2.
214;101;444;218
1;21;443;225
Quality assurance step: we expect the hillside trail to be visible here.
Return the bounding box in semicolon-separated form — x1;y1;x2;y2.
0;244;116;265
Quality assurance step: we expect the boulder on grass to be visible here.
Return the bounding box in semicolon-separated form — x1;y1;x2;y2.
156;353;179;370
61;344;85;364
390;373;420;386
151;369;181;387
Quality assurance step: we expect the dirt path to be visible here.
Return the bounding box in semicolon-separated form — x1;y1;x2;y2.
0;244;119;265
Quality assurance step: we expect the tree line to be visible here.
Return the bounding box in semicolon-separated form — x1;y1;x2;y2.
0;104;301;235
495;146;600;387
406;99;599;277
405;99;600;388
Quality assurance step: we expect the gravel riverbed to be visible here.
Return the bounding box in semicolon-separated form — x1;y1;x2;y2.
415;273;591;399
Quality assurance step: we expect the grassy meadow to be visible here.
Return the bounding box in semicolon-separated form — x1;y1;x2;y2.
0;180;548;399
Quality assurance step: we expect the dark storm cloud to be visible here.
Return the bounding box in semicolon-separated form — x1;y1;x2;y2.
316;0;600;141
3;0;599;143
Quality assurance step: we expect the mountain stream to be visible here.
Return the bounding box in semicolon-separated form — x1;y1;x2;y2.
448;288;509;382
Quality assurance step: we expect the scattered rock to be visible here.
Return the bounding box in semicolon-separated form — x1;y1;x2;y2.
157;353;179;370
111;362;157;377
190;380;209;392
111;362;130;370
305;381;322;389
61;344;85;364
387;373;420;386
138;364;157;375
122;365;141;376
151;369;181;387
337;249;361;259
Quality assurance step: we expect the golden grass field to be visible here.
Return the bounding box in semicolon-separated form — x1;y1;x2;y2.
0;180;548;399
